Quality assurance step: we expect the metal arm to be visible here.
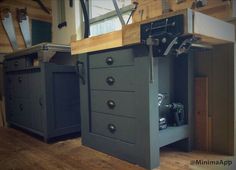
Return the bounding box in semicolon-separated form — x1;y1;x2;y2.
112;0;125;26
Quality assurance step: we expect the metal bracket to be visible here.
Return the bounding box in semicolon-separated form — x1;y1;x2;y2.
17;8;31;48
112;0;125;26
146;36;159;83
0;8;18;50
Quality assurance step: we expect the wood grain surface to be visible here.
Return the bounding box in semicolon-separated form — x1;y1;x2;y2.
0;0;52;53
0;127;233;170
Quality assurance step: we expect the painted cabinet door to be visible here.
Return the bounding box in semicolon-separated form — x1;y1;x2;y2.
29;72;43;132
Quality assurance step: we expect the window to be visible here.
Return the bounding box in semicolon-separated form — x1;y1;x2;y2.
89;0;132;36
91;0;131;18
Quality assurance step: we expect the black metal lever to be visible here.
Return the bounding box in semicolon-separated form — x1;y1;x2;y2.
76;60;85;85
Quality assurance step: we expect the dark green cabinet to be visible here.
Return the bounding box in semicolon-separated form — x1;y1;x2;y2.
4;43;80;142
78;45;193;169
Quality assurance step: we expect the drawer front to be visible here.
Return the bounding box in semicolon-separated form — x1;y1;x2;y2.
90;66;135;91
89;48;134;68
5;74;14;89
13;74;29;98
91;91;136;117
5;58;26;71
91;112;136;143
11;99;31;127
5;74;29;99
5;96;14;122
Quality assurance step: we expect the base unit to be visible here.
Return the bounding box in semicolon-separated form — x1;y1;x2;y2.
78;45;193;169
4;43;81;142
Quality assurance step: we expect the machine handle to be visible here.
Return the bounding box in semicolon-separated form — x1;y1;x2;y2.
19;104;23;111
107;123;116;133
106;57;114;65
107;100;116;109
76;61;85;85
106;76;115;86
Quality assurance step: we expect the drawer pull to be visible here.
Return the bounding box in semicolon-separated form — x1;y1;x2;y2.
14;61;19;67
19;104;23;111
106;57;114;65
106;76;115;86
107;123;116;133
107;100;116;109
18;77;22;83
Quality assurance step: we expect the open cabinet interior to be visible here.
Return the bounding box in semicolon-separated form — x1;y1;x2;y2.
159;53;193;126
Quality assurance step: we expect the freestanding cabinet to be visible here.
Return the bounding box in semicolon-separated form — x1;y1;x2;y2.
4;43;80;142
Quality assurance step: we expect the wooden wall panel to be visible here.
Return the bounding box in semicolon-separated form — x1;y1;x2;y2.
132;0;233;23
194;77;209;151
194;44;234;155
0;0;52;53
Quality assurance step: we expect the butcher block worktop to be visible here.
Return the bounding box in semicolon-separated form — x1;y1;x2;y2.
71;8;235;55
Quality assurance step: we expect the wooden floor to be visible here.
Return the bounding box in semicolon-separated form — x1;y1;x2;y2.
0;127;234;170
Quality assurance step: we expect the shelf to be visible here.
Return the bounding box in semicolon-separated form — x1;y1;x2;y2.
159;125;189;147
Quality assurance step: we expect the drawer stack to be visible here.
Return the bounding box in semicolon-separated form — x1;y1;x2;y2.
89;48;137;144
79;39;193;170
4;55;40;126
5;65;42;132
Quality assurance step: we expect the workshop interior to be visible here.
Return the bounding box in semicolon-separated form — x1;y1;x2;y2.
0;0;235;169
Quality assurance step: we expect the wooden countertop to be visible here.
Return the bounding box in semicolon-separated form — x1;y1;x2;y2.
71;8;235;55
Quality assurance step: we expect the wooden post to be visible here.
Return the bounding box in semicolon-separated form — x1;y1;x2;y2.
52;0;83;44
194;77;210;151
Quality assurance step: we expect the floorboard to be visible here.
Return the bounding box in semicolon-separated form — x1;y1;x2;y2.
0;128;234;170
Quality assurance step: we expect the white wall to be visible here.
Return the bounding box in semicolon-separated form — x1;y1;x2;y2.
233;0;236;17
51;0;83;44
